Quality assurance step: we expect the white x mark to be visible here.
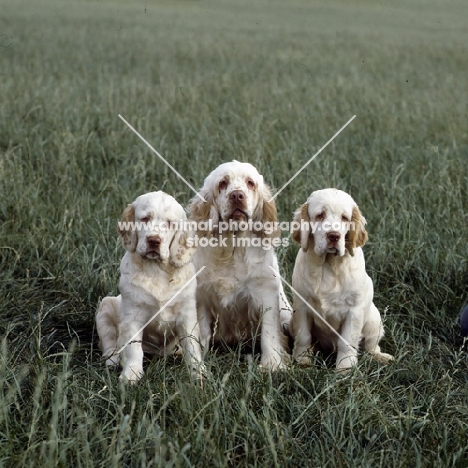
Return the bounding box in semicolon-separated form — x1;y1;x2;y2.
269;266;356;350
269;115;356;202
116;266;206;355
118;114;206;202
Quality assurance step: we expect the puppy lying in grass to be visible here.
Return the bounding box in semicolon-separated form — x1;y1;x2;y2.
96;191;204;383
290;188;393;371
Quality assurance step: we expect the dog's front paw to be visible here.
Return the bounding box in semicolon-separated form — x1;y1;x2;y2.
295;355;313;367
293;348;314;367
190;363;208;386
336;353;357;371
105;354;120;367
119;366;144;384
335;365;353;375
259;354;288;371
191;362;207;379
371;352;394;364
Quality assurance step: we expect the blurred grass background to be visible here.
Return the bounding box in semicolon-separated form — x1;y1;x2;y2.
0;0;467;466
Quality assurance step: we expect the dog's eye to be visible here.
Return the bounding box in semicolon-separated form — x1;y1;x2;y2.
246;179;255;190
219;180;227;191
315;212;325;221
140;216;150;223
342;215;350;222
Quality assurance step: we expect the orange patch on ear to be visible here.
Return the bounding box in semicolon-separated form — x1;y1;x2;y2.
346;205;368;255
189;198;212;224
291;203;312;252
262;198;278;224
291;203;308;244
260;185;280;238
169;230;197;267
188;190;218;236
118;204;136;252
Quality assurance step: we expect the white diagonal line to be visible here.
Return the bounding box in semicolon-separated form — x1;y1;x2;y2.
116;266;206;354
269;115;356;202
118;114;206;202
269;266;355;350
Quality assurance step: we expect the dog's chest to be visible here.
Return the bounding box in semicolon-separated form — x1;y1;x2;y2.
203;246;265;305
128;279;186;329
142;313;177;342
307;263;360;313
130;271;190;304
212;264;248;305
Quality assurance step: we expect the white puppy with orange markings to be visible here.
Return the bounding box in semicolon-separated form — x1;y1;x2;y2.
96;191;204;383
290;188;393;371
188;161;292;370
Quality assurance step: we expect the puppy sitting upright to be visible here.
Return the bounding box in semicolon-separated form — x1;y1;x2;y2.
96;191;204;383
188;161;292;370
290;189;393;371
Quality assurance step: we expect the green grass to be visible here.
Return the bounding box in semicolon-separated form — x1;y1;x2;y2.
1;0;468;466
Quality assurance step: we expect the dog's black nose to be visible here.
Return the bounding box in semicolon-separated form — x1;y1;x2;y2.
229;190;245;204
327;232;341;243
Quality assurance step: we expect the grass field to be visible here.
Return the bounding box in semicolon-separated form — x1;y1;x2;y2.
1;0;468;466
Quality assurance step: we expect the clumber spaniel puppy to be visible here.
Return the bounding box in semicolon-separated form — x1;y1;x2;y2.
188;160;292;369
290;188;393;370
96;191;204;382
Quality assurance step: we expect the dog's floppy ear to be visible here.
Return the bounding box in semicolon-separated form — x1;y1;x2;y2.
188;186;218;236
345;205;368;256
169;230;197;267
118;204;137;252
255;183;280;238
292;203;312;252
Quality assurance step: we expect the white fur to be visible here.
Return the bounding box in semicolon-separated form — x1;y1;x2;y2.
96;191;204;383
290;188;393;370
189;161;292;369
